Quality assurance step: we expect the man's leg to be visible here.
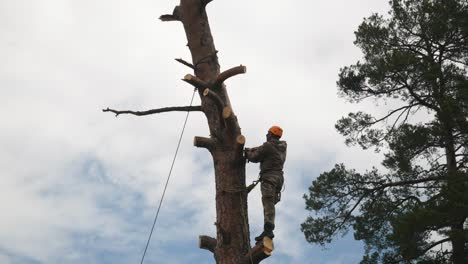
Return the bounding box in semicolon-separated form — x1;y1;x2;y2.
262;182;276;225
256;181;276;241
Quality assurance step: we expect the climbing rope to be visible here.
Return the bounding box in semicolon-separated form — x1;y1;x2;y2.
239;192;254;264
140;89;197;264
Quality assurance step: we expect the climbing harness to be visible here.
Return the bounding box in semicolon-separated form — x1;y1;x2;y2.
246;175;261;193
139;88;197;264
247;175;285;204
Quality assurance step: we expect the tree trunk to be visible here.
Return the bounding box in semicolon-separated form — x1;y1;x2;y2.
104;1;272;262
450;222;466;264
441;114;466;264
163;0;261;263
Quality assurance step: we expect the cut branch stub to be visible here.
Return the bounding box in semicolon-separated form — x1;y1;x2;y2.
183;74;208;89
199;235;217;253
159;6;180;22
222;106;232;119
203;88;225;110
214;65;247;87
159;14;178;21
175;58;195;69
222;106;240;135
236;135;246;145
243;237;274;264
194;136;215;151
235;135;246;157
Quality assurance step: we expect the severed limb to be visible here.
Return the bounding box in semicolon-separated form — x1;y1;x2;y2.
102;106;202;117
202;88;228;129
175;58;195;69
236;135;245;145
235;134;246;157
194;136;215;151
243;237;274;264
199;235;217;253
183;74;208;89
222;106;232;120
214;65;247;87
159;6;180;22
222;106;239;131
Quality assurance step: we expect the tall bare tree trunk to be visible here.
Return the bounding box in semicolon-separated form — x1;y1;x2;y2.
162;1;271;263
104;1;274;262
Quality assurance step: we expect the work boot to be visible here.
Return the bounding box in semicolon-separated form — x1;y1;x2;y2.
255;222;275;241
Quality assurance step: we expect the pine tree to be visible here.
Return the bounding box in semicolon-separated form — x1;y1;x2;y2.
301;0;468;263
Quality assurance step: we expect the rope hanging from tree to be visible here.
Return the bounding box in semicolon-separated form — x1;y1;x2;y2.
140;89;197;264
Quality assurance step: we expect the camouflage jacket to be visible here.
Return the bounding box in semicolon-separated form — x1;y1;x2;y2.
245;139;287;178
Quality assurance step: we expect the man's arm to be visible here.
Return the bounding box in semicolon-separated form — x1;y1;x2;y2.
245;143;271;163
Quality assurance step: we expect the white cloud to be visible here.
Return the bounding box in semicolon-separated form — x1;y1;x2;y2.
0;0;392;263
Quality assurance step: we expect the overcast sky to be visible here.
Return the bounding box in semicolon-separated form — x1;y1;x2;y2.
1;0;392;263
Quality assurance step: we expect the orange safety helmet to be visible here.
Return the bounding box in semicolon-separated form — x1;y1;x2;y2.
268;126;283;138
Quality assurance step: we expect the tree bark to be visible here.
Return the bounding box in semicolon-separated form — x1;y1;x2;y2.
440;110;466;264
163;1;258;263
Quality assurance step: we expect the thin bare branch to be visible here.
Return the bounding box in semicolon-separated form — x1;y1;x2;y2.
325;175;445;238
402;80;439;111
420;238;451;256
175;58;194;69
379;102;414;142
370;103;418;125
334;191;367;232
373;176;444;190
102;106;202;117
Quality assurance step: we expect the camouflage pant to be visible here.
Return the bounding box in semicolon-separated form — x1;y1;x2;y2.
261;173;284;225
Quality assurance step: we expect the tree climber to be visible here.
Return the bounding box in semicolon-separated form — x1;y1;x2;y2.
244;126;287;241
